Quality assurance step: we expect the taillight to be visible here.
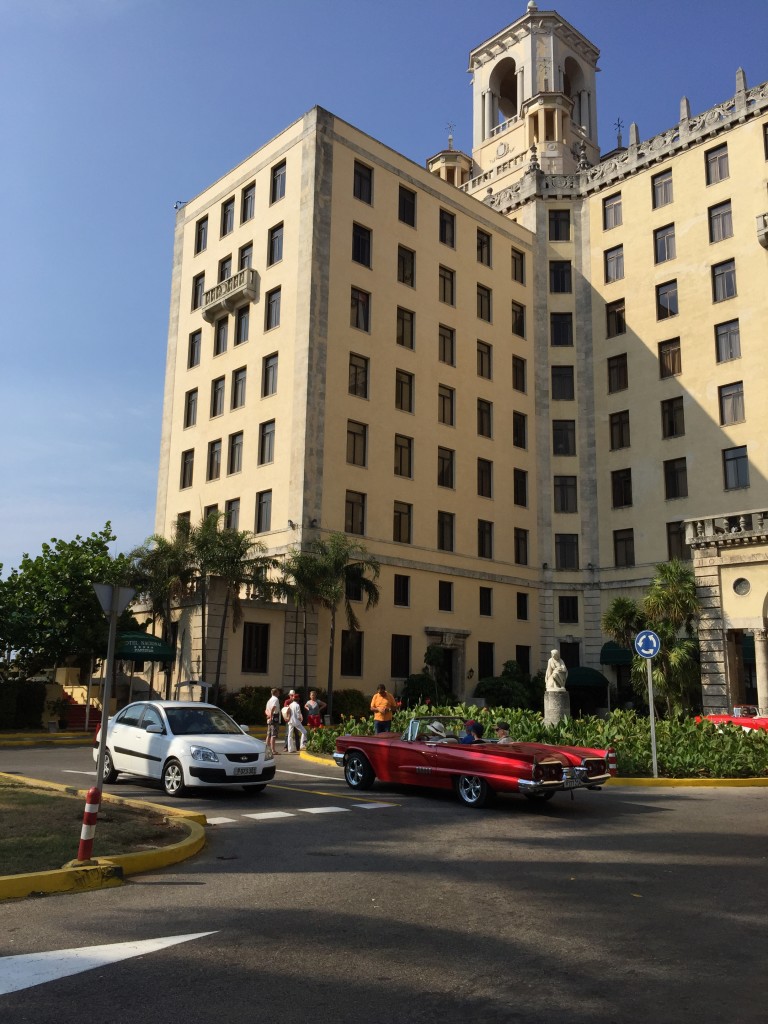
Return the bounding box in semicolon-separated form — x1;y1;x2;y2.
532;762;544;782
607;747;618;776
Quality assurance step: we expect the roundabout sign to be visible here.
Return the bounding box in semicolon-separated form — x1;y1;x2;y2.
634;630;661;777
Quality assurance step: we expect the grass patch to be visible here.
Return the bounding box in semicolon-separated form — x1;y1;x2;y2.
0;779;187;875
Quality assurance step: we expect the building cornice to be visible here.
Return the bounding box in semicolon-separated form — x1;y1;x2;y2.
468;10;599;72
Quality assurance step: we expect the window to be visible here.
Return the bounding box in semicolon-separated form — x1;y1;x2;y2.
478;643;494;680
549;260;572;293
270;161;286;203
477;458;493;498
202;504;217;522
477;229;492;266
188;330;201;368
439;266;455;305
242;622;269;673
511;247;525;283
438;385;455;426
239;242;253;270
220;197;234;236
397;306;414;348
349;353;369;397
394;434;413;477
477;399;492;438
192;272;205;310
180;449;194;488
715;320;740;363
480;587;493;617
515;592;527;620
256;490;272;533
210;376;225;417
438;580;453;612
268;223;284;265
604;245;624;283
183;389;197;428
217;256;232;284
603;192;622;229
513;468;527;507
206;439;221;481
346;420;368;466
709;201;732;243
551;312;573;347
654;224;676;263
352;223;372;267
477;340;492;379
705;144;729;184
555;534;579;570
351;288;370;331
241;182;255;223
194;216;207;254
391;635;411;678
661;396;685;438
512;356;526;393
398;185;416;226
511;301;525;337
559;596;579;623
228;431;243;475
340;630;363;676
437;511;454;552
395;369;414;412
353;161;372;204
513;411;527;449
439;209;455;247
262;353;278;397
609;410;630;450
719;381;745;424
397;246;415;286
265;287;281;329
394;574;410;606
438;447;455;488
235;306;249;345
607;354;628;393
516;645;531;676
475;284;493;319
659;338;681;378
611;468;633;508
652;169;673;208
258;420;275;465
606;299;626;338
393;501;412;543
553;475;577;513
667;521;691;561
214;316;228;356
514;527;528;566
345;490;366;535
614;529;635;568
551;365;574;400
656;280;678;319
477;520;493;559
438;325;455;366
549;209;570;241
664;457;688;499
712;259;736;302
552;419;576;456
723;446;749;490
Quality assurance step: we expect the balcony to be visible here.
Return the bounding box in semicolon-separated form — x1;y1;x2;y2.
202;268;259;323
757;213;768;249
685;508;768;549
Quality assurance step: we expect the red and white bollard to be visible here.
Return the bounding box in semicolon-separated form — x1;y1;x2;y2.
606;747;619;776
77;786;102;862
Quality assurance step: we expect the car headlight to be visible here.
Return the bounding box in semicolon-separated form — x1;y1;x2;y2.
263;748;274;762
190;746;219;763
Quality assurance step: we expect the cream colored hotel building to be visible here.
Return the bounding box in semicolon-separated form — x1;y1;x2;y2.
155;3;768;713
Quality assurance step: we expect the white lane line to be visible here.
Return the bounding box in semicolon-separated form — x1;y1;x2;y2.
61;770;97;775
276;769;343;780
207;817;238;825
242;811;295;820
298;806;350;814
351;802;395;809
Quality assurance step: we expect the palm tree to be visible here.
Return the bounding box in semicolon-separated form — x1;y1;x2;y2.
281;548;326;701
601;597;643;654
188;510;224;683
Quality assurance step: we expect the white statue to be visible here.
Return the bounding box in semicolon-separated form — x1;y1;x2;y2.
545;649;568;691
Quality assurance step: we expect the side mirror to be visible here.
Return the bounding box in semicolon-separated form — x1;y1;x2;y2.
145;723;164;734
240;724;250;733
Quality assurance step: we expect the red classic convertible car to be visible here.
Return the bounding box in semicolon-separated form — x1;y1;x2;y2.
697;705;768;731
333;717;617;807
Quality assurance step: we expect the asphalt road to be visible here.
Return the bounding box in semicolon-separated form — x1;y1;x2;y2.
1;747;766;1023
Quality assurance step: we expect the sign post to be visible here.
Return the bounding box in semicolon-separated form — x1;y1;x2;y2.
634;629;661;778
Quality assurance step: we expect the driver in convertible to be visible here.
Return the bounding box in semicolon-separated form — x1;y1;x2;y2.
425;720;448;742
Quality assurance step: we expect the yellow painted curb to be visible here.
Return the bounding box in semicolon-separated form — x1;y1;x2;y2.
299;750;335;766
606;775;768;787
0;862;125;901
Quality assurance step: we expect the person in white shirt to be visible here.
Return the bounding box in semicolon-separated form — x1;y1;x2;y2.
286;695;308;752
265;689;281;756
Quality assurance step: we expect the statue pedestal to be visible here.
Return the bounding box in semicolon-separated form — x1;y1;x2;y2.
544;689;571;726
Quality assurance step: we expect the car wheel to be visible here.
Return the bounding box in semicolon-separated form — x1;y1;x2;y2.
102;749;119;785
162;758;187;797
243;784;267;794
344;751;375;790
455;774;491;808
524;790;556;802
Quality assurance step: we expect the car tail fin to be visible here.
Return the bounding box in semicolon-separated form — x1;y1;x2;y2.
606;747;618;776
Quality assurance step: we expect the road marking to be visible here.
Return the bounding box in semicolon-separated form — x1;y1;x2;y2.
276;768;343;780
0;933;217;995
61;770;96;775
298;806;350;814
268;782;397;803
242;811;294;820
352;802;394;809
207;816;238;825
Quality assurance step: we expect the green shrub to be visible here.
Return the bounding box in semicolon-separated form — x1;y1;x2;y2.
222;686;273;724
474;661;544;712
399;672;455;708
331;689;368;721
0;679;46;729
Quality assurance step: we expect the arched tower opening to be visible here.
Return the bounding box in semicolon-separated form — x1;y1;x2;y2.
563;56;588;133
489;57;519;126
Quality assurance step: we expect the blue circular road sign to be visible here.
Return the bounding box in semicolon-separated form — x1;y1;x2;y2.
635;630;661;659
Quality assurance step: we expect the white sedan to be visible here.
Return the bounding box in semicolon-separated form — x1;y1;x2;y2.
94;700;275;797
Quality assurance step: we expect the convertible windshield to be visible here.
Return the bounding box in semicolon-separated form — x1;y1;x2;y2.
165;707;242;736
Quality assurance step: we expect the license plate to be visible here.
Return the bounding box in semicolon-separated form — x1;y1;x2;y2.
562;777;580;789
234;767;259;776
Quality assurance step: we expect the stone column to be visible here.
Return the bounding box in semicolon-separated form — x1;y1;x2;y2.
544;689;570;725
754;629;768;714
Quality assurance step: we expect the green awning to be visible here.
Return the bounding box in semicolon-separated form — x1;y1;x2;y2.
600;641;633;666
566;666;611;689
116;631;174;662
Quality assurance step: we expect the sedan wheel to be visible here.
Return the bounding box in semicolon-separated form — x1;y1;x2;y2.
102;749;119;785
162;758;187;798
344;752;375;790
455;774;491;808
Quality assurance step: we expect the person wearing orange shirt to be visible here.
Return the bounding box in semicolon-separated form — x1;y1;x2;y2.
370;684;397;734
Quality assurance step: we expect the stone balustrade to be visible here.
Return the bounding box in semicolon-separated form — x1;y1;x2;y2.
684;509;768;548
202;267;259;323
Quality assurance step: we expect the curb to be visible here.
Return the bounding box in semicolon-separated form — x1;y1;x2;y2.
299;750;335;766
605;775;768;787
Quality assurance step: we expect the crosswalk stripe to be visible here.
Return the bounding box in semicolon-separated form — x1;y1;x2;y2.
242;811;295;820
351;802;394;809
207;816;238;825
297;806;350;814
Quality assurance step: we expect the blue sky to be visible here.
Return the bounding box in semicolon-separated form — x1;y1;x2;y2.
1;0;767;572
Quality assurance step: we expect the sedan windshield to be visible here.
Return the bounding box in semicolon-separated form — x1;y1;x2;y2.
165;707;242;736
